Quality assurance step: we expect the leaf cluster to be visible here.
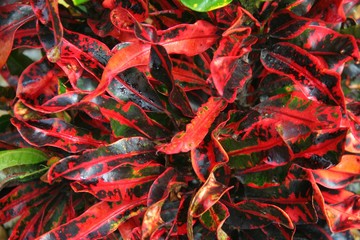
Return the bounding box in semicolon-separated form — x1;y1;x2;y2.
0;0;359;239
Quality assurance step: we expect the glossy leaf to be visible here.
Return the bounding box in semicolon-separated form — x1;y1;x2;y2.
211;26;255;102
71;164;164;202
17;57;62;107
37;198;147;240
325;195;360;232
31;0;63;62
84;20;218;100
0;148;47;170
0;3;35;68
268;9;311;39
149;44;193;117
180;0;233;12
0;164;48;190
48;137;157;182
240;168;319;224
158;97;227;154
261;42;345;108
190;172;232;217
224;200;294;230
93;95;169;139
11;118;104;153
0;181;53;223
295;25;360;70
199;201;229;233
191;133;229;182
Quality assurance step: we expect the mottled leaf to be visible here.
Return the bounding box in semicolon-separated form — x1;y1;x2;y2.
71;164;164;202
31;0;63;62
295;25;359;70
84;20;218;100
0;3;35;68
48;137;157;182
37;198;147;240
158;97;227;154
190;172;232;217
93;95;169;139
11;118;104;153
223;200;294;230
268;9;310;39
325;194;360;232
261;42;345;108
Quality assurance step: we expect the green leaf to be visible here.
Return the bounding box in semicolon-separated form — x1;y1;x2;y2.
72;0;89;6
180;0;233;12
0;148;47;171
0;164;48;190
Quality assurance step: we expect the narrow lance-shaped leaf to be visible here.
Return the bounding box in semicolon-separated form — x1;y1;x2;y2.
149;44;193;117
31;0;63;62
0;181;53;223
291;128;347;169
11;118;105;153
189;172;232;218
71;164;164;202
191;132;229;182
295;25;360;70
325;195;360;232
158;97;227;154
199;201;229;234
48;137;157;182
223;200;294;230
93;95;169;139
0;3;35;68
241;169;318;225
37;198;147;240
268;9;311;39
261;42;345;108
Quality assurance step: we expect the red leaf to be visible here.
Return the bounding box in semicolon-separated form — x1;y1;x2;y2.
17;57;62;107
94;95;169;139
211;26;255;102
325;195;360;232
71;164;164;202
48;137;157;182
84;20;218;100
147;168;177;206
149;44;193;117
0;3;35;68
13;19;41;49
31;0;63;62
191;132;228;182
306;0;346;23
268;9;311;39
0;181;53;223
297;25;360;70
224;200;294;229
157;97;227;154
189;172;232;217
37;198;147;240
11;118;104;153
261;42;345;108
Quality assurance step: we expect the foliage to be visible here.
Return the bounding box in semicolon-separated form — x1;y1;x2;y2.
0;0;359;239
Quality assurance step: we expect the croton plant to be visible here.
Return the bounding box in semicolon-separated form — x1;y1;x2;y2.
0;0;359;239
